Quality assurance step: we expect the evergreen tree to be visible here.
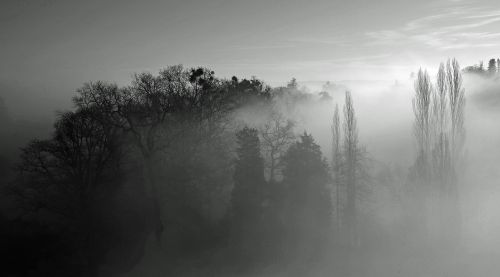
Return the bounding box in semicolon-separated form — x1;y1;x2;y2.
282;132;331;259
230;127;267;258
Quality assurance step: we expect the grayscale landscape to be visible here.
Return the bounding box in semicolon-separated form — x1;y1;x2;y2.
2;0;500;276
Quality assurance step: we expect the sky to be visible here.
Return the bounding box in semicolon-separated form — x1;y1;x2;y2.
1;0;500;106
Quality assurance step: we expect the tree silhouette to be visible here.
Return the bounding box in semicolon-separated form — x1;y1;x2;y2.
282;132;331;260
260;111;295;182
227;76;271;107
73;65;226;243
11;108;124;275
230;127;267;260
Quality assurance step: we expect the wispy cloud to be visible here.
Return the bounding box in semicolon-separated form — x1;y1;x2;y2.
285;36;355;47
366;4;500;51
228;44;297;50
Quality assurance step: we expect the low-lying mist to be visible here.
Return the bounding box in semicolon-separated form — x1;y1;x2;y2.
2;62;500;277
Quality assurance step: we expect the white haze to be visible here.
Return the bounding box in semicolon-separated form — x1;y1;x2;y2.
240;72;500;262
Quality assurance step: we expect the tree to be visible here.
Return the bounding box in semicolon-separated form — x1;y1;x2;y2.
232;127;266;219
444;58;465;243
331;104;343;232
287;78;298;89
409;59;466;243
343;91;361;246
11;108;126;275
431;63;449;195
282;132;331;259
73;65;225;243
260;111;295;182
488;58;497;76
446;59;466;165
14;108;122;216
227;76;271;108
413;69;433;164
230;127;267;259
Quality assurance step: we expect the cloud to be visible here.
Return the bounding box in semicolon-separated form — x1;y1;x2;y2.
285;36;354;47
228;44;297;50
365;4;500;51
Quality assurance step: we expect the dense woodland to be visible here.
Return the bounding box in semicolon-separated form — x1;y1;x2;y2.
0;58;496;276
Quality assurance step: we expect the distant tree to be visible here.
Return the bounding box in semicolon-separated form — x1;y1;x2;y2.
497;59;500;73
260;111;295;182
287;78;298;89
282;132;331;259
488;59;497;76
227;76;271;107
322;81;333;92
319;91;333;102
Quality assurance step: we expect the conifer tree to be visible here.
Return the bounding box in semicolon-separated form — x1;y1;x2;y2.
282;132;331;258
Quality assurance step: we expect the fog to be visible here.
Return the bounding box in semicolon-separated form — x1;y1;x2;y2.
3;59;500;276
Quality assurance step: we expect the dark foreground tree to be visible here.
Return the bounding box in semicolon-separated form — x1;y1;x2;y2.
74;65;227;244
282;132;331;261
8;108;151;276
230;127;267;261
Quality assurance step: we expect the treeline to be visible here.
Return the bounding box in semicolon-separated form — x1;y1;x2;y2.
0;59;468;276
408;58;466;244
463;57;500;77
0;66;363;276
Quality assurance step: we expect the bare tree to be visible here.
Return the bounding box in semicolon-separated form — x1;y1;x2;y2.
13;109;122;218
260;111;295;182
343;91;358;246
446;58;466;170
413;69;433;165
331;104;343;232
73;65;224;243
410;59;466;243
444;58;466;242
431;63;450;196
